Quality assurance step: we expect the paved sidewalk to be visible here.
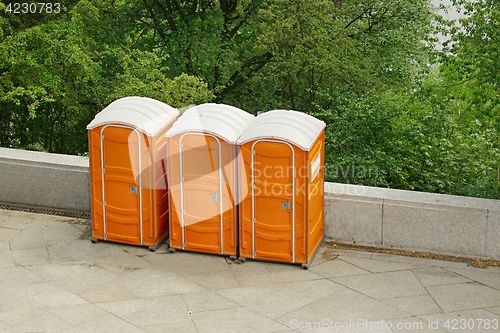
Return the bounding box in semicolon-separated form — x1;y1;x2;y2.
0;208;500;333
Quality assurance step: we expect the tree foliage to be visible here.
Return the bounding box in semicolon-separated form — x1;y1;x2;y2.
0;0;498;198
106;0;269;101
0;0;213;154
251;0;434;112
319;0;500;198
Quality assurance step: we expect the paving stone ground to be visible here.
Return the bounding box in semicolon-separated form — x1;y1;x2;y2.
1;208;500;332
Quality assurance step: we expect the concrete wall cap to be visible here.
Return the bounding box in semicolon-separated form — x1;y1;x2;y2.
325;182;500;211
0;147;89;170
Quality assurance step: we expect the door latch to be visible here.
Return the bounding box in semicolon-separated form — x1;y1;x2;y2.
129;186;138;194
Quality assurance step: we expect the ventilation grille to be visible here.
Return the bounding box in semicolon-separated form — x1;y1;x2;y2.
0;202;91;220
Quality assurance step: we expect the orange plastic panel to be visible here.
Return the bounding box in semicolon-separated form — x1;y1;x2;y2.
239;137;322;265
89;129;104;240
167;133;237;255
182;134;221;253
89;123;174;248
292;149;307;264
101;126;141;244
153;131;169;245
239;144;253;257
140;134;153;245
306;132;325;262
220;145;237;255
253;141;294;262
168;133;237;256
168;137;183;249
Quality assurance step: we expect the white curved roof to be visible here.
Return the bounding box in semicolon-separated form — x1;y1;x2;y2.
86;96;179;136
237;110;325;151
165;103;254;144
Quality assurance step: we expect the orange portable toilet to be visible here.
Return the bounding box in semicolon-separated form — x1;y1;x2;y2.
166;103;254;257
237;110;326;268
87;96;179;250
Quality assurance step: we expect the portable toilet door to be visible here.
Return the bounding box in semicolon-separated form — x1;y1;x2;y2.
87;96;179;250
166;103;254;256
237;110;326;268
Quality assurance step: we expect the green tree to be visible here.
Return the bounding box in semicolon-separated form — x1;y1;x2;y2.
0;0;213;154
441;1;500;128
0;2;106;152
106;0;270;102
246;0;435;113
392;74;499;198
315;0;500;199
1;0;497;199
432;0;500;197
105;49;214;107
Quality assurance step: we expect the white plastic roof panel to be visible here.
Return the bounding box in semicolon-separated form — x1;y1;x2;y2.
165;103;254;144
86;96;179;136
237;110;326;151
